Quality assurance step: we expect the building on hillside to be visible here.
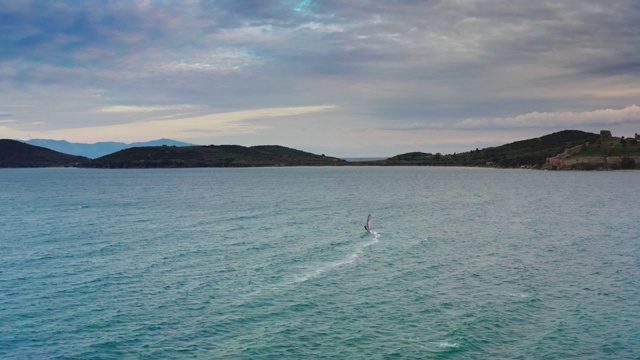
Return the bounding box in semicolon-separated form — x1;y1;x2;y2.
600;130;612;139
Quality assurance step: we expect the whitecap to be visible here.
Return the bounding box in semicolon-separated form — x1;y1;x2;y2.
439;341;459;348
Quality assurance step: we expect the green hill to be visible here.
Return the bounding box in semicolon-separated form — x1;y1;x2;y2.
382;130;600;168
0;139;88;167
81;144;346;168
566;136;640;158
4;130;629;169
551;134;640;170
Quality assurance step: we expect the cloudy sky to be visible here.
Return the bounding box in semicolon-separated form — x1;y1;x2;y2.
1;1;640;156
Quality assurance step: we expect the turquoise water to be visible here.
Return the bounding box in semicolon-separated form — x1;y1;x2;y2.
1;167;639;359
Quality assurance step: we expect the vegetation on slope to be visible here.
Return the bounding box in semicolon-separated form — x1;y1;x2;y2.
566;136;640;157
81;144;346;168
380;130;600;168
0;139;88;167
4;130;634;170
562;135;640;170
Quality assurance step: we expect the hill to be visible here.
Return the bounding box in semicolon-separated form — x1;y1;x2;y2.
381;130;600;168
25;138;193;158
0;139;88;167
5;130;630;169
547;132;640;170
80;144;346;168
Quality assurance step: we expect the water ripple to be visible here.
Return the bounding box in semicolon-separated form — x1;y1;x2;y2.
1;168;638;359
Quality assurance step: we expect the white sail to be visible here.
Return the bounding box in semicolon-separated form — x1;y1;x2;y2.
365;214;372;232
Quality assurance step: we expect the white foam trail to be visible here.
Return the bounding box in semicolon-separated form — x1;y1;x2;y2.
292;232;380;284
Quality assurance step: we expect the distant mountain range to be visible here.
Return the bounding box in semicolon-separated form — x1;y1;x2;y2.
2;130;637;169
25;138;193;159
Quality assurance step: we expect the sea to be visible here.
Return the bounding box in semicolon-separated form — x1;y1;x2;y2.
1;167;638;359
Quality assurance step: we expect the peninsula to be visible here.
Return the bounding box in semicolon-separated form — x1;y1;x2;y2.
378;130;639;170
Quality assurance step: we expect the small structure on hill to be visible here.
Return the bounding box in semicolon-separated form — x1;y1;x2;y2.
600;130;612;139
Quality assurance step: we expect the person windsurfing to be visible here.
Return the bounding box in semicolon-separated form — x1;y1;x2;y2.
364;214;372;233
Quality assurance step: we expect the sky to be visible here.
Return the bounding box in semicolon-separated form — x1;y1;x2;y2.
1;0;640;157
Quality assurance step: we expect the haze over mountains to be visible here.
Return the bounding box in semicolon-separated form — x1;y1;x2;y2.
24;139;193;159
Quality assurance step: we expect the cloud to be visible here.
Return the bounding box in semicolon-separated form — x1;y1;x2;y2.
99;105;196;113
457;105;640;129
379;105;640;131
578;89;640;100
0;123;28;139
165;48;263;74
6;105;337;143
2;1;640;156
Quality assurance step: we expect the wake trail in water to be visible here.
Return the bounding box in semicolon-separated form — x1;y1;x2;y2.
292;231;380;284
235;232;381;304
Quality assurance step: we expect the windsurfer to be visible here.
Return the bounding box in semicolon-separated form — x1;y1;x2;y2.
364;214;372;233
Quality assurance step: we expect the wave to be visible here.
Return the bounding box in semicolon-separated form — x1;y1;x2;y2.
438;341;459;348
